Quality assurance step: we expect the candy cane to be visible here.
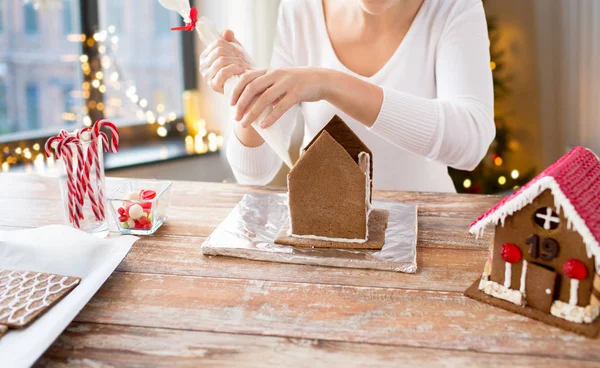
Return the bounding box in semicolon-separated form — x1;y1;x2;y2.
89;120;120;219
44;130;69;158
56;137;83;228
75;128;105;221
93;119;119;153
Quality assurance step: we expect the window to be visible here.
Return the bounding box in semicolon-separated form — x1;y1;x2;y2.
0;0;194;174
154;1;172;38
0;1;82;137
104;0;124;35
534;207;560;230
0;0;4;34
0;82;8;133
98;0;184;126
63;84;75;114
63;0;73;35
25;84;40;130
24;2;39;35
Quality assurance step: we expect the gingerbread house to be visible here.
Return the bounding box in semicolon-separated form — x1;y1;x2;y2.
273;116;388;250
467;146;600;335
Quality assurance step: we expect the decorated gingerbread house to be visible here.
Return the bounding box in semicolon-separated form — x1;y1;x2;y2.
467;146;600;335
274;115;388;249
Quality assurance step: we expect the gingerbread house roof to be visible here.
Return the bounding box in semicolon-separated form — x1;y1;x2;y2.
470;146;600;269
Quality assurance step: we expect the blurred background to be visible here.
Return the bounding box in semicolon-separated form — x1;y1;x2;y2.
0;0;598;194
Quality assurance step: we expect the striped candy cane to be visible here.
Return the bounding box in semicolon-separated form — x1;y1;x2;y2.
44;130;69;158
76;128;106;220
89;120;120;220
56;137;83;228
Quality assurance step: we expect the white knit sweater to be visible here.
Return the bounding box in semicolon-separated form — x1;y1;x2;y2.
226;0;494;192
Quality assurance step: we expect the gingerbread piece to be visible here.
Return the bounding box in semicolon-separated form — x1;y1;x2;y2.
466;146;600;336
282;115;388;247
0;269;81;328
276;209;389;249
0;324;7;338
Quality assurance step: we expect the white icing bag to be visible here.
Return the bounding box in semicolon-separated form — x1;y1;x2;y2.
158;0;293;168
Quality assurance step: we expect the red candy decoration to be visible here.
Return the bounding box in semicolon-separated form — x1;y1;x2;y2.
140;190;157;200
563;259;588;280
501;243;522;263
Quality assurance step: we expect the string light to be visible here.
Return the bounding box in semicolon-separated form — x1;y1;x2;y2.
157;126;168;137
463;179;472;189
0;25;224;173
511;170;519;179
494;156;503;166
498;176;507;185
490;61;496;70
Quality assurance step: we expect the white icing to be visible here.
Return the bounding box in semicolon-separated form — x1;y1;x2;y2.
359;152;372;239
479;278;524;306
470;176;600;272
550;300;600;324
288;151;372;244
569;279;579;305
545;288;552;295
288;233;368;243
0;270;79;325
519;260;528;294
535;207;560;230
504;262;512;288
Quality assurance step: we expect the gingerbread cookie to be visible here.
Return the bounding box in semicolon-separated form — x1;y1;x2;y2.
0;269;81;328
0;324;7;338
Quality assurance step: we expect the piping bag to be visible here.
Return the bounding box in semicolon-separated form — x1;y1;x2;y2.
158;0;293;168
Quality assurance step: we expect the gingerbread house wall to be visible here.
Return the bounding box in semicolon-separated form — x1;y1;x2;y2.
490;189;596;307
288;131;368;240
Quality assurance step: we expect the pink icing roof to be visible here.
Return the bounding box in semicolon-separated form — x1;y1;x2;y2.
469;147;600;246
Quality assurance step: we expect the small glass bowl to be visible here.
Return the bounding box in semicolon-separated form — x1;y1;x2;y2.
108;180;172;235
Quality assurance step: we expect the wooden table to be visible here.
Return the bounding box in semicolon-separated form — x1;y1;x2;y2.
1;174;598;367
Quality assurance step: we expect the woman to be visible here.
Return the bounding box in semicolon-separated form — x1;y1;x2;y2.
200;0;494;192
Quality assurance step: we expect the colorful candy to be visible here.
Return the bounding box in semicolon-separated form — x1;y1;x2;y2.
117;189;155;230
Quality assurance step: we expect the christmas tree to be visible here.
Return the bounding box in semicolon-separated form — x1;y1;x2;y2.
448;12;535;194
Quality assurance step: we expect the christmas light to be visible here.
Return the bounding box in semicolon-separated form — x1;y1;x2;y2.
463;179;472;189
490;61;496;70
511;170;519;179
494;157;503;166
157;127;168;137
0;25;226;173
498;176;507;185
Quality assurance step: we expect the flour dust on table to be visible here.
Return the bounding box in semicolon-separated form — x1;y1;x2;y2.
465;146;600;337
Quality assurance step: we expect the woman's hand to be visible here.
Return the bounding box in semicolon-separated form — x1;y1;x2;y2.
232;67;327;129
199;30;251;94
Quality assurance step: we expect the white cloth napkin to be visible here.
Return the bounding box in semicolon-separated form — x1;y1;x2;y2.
0;225;138;368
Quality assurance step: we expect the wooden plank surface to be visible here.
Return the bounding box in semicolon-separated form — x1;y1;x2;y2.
38;323;597;368
0;173;595;367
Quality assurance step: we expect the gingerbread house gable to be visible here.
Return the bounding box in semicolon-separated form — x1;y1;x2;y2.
288;129;370;241
303;115;373;198
470;146;600;272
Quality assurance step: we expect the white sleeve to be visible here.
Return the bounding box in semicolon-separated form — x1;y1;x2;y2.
368;0;495;171
226;1;300;185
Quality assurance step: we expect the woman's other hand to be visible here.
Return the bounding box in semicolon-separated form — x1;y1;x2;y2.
232;68;327;129
199;30;251;94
